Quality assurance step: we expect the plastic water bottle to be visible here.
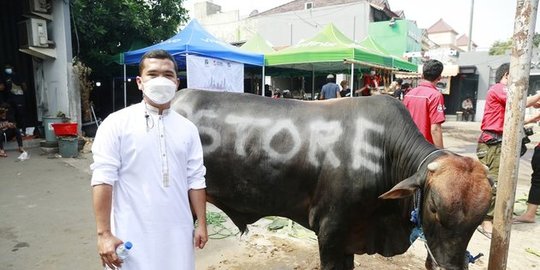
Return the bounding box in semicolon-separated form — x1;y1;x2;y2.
116;241;133;260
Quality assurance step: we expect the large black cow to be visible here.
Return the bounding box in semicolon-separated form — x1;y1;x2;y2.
171;89;492;270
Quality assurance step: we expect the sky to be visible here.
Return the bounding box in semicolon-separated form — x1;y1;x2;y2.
183;0;540;50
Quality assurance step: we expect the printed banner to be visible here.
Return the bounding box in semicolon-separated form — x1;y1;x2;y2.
186;54;244;92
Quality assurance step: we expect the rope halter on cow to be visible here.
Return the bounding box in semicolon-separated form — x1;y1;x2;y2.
410;149;483;267
409;149;446;267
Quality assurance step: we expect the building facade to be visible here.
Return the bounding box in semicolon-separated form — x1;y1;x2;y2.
194;0;400;47
0;0;78;130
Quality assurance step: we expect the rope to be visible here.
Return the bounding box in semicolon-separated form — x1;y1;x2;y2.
198;211;240;239
465;250;484;264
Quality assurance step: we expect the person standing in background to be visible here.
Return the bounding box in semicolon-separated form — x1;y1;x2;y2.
91;50;208;270
339;80;351;97
391;79;404;100
476;62;540;237
403;59;445;148
356;68;380;96
514;112;540;224
320;74;341;100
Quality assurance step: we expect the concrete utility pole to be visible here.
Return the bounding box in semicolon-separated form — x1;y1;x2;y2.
488;0;538;269
467;0;475;51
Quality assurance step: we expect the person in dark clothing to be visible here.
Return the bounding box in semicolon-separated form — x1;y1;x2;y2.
0;65;28;136
339;80;351;97
514;113;540;223
0;107;24;157
392;79;405;100
264;84;272;97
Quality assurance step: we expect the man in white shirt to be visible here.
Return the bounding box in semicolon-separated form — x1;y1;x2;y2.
91;49;208;270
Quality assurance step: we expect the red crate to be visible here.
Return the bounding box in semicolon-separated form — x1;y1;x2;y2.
52;123;78;136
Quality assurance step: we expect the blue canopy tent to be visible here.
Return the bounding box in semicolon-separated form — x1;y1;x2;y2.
124;19;264;66
122;19;266;100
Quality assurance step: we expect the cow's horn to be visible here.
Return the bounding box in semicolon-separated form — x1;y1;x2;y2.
427;162;439;172
483;164;489;172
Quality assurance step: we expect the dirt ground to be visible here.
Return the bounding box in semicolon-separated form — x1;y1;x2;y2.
0;120;539;270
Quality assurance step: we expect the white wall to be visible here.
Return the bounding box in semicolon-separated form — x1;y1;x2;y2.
199;10;241;42
198;2;372;47
34;0;77;123
429;32;457;47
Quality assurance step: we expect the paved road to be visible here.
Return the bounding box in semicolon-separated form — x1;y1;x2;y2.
0;120;538;270
0;148;98;270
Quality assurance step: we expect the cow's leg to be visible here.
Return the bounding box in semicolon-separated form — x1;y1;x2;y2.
317;216;354;270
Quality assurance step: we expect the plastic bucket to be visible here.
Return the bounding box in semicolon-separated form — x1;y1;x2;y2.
43;117;64;142
52;123;78;136
58;137;79;158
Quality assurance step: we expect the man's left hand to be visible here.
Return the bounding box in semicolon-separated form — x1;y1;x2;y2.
193;225;208;249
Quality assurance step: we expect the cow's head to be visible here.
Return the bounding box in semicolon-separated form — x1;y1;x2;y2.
379;154;492;270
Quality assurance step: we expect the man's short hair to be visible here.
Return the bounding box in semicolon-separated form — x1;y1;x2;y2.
396;78;403;85
495;63;510;83
422;59;444;82
139;50;178;74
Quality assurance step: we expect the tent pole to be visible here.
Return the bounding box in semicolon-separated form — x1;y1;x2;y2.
123;64;127;108
301;76;305;99
350;63;355;97
262;66;265;96
311;67;315;100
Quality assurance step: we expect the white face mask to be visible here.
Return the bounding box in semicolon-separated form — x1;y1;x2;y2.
370;71;376;76
141;77;177;104
4;68;12;75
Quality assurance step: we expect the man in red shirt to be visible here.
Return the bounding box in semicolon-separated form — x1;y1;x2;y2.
356;68;380;96
476;62;540;237
403;59;445;148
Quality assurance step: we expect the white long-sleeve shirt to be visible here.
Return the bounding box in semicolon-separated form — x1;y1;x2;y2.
91;102;206;270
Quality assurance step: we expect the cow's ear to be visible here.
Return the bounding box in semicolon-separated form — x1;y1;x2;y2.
379;175;420;199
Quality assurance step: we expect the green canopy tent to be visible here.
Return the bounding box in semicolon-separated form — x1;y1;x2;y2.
265;23;397;98
240;33;276;95
240;33;276;54
357;36;417;72
241;33;316;95
265;23;394;70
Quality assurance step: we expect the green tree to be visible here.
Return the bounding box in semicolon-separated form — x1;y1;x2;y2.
489;39;512;55
489;33;540;55
533;32;540;47
70;0;189;77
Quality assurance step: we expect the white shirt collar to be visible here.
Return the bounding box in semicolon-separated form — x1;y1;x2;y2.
142;101;170;116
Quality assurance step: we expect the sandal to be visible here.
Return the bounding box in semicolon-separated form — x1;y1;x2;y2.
476;226;492;239
0;152;7;158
